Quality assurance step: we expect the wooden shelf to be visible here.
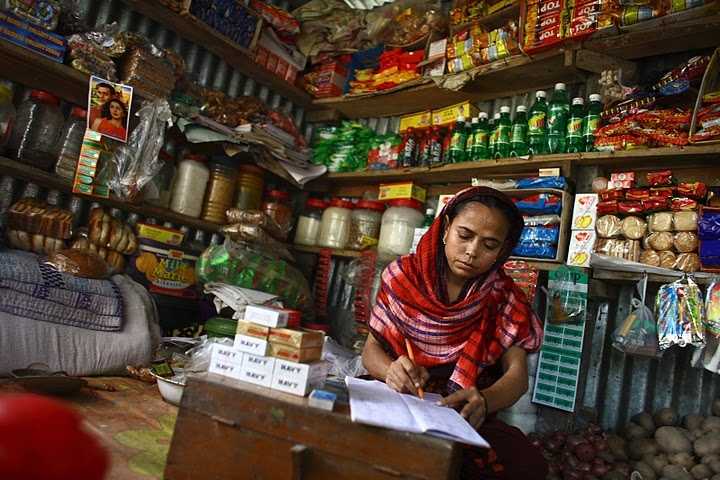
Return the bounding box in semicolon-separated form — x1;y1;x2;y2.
120;0;315;109
0;157;223;232
593;268;714;285
450;3;521;32
291;245;363;258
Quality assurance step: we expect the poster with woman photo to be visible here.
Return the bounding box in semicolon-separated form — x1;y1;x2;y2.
87;76;132;143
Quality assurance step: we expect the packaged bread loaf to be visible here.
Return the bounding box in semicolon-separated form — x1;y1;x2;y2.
659;250;677;269
87;207;138;255
648;211;673;232
46;250;110;279
639;249;661;267
674;232;698;253
674;253;700;272
622;216;647;240
596;215;623;238
673;211;698;231
646;231;674;251
626;240;640;262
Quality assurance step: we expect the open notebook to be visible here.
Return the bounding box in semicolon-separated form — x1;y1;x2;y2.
345;377;490;448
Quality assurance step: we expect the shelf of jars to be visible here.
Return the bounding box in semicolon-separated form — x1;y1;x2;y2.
0;156;224;233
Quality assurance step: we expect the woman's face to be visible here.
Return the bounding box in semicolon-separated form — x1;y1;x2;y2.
109;101;124;120
443;202;510;282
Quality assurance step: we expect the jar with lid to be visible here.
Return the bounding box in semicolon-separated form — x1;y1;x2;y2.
318;198;354;249
170;154;210;218
348;200;385;250
235;164;264;211
202;157;238;224
262;189;293;240
54;106;87;181
378;199;425;257
146;149;176;209
8;90;64;171
294;198;327;246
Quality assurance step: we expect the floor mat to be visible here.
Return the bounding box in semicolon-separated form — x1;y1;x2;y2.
0;376;178;480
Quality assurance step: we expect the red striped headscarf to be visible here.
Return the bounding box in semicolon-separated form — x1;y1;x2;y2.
369;187;543;393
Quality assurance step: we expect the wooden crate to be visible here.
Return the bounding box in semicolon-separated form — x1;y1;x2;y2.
689;47;720;145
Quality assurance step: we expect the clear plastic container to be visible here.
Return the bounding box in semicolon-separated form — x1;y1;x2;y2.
348;200;385;250
262;189;293;240
0;81;16;151
318;198;354;249
170;154;210;218
9;90;64;171
235;164;264;210
54;106;87;181
378;199;425;256
294;198;327;246
202;157;238;224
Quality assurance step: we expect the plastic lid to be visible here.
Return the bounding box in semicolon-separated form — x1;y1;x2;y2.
555;83;566;90
30;90;59;106
329;198;355;209
456;115;465;122
493;113;500;119
471;117;479;124
306;198;327;209
516;105;527;112
572;97;584;105
268;189;290;201
479;112;488;119
70;106;87;119
500;106;510;114
387;198;423;210
589;93;602;102
536;90;547;98
357;200;385;212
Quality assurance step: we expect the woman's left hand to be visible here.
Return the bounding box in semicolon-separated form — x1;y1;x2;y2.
439;387;488;429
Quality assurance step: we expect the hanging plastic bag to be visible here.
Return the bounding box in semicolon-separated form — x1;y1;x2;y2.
612;274;661;358
543;266;588;324
656;275;705;350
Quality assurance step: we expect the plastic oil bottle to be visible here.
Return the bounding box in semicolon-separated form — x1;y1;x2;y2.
510;105;529;157
465;117;479;161
488;113;500;159
471;112;490;161
566;97;586;153
583;94;603;152
494;106;512;159
547;83;569;154
527;90;547;156
448;115;468;163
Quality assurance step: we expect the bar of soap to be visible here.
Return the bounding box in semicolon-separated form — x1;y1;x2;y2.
308;389;336;411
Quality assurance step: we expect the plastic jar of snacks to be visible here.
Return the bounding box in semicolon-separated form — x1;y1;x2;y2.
294;198;327;246
9;90;64;171
378;199;424;256
54;106;87;181
262;189;293;240
202;157;238;224
170;154;210;218
348;200;385;250
235;164;264;210
318;198;354;249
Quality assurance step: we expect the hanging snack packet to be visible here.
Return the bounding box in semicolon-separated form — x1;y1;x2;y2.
656;276;705;350
705;280;720;336
543;266;589;324
612;275;661;357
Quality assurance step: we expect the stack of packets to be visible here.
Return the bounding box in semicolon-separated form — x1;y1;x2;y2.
446;21;519;74
210;305;330;397
511;193;563;260
348;49;423;95
593;170;705;272
567;193;599;268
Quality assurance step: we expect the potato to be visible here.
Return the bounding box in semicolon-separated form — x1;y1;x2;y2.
702;455;720;466
631;439;660;460
635;413;658;433
703;418;720;432
608;434;630;460
669;452;696;470
604;471;627;480
686;415;705;432
627;422;652;440
663;464;693;480
695;433;720;457
691;464;712;479
636;461;659;480
712;475;720;480
708;459;720;474
657;427;694;454
644;454;670;475
656;409;680;427
712;399;720;417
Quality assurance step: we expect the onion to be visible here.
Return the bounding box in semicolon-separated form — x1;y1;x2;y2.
552;431;568;445
566;434;585;449
565;453;580;470
594;438;608;452
546;439;562;452
574;442;596;462
577;461;591;473
591;462;610;477
563;469;583;480
615;463;631;477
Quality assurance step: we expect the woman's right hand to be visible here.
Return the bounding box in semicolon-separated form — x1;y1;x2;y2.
385;356;429;395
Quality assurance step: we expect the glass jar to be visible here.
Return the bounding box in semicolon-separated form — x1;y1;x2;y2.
235;164;264;210
170;154;210;218
348;200;385;250
202;157;238;224
318;198;354;249
294;198;327;246
378;199;425;256
54;106;87;181
8;90;64;171
262;189;293;240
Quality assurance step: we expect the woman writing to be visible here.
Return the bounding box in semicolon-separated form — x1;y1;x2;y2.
363;186;547;479
91;98;127;141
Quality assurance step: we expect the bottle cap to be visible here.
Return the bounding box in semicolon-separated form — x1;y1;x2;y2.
536;90;547;99
589;93;602;102
479;112;488;119
457;115;465;122
471;117;479;124
500;106;510;114
516;105;527;112
493;113;500;119
572;97;584;105
555;83;566;90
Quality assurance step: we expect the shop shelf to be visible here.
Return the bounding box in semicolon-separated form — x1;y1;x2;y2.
291;245;363;258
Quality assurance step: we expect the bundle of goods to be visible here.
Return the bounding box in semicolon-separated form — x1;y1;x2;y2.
656;275;705;350
522;0;568;53
690;90;720;143
365;0;447;48
302;58;349;98
250;0;300;39
311;122;375;172
223;209;292;256
119;45;177;99
699;206;720;270
189;0;260;50
503;260;540;302
200;90;267;128
348;48;424;95
69;207;138;273
593;170;705;272
291;0;371;57
512;192;563;260
450;0;517;26
366;133;402;170
5;199;73;255
446;20;519;73
0;9;66;64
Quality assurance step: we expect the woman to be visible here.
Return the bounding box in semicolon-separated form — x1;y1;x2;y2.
363;186;547;479
91;98;127;140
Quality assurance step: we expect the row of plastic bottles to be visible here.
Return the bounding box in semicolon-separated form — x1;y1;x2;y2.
446;83;603;163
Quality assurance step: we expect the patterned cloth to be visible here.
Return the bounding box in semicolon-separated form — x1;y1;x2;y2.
0;250;123;331
368;186;544;393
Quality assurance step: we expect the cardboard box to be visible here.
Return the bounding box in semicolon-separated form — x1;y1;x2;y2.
208;345;244;380
136;223;185;247
0;10;66;63
571;194;599;230
234;333;269;356
378;182;427;203
268;328;324;349
399;111;432;133
689;47;720;145
271;360;330;396
244;305;289;328
269;343;323;363
236;320;270;339
431;101;479;127
566;230;596;268
239;354;275;388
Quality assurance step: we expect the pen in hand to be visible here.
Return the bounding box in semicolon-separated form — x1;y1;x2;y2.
404;338;425;400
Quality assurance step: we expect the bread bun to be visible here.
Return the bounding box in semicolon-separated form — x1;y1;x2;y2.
46;249;110;279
